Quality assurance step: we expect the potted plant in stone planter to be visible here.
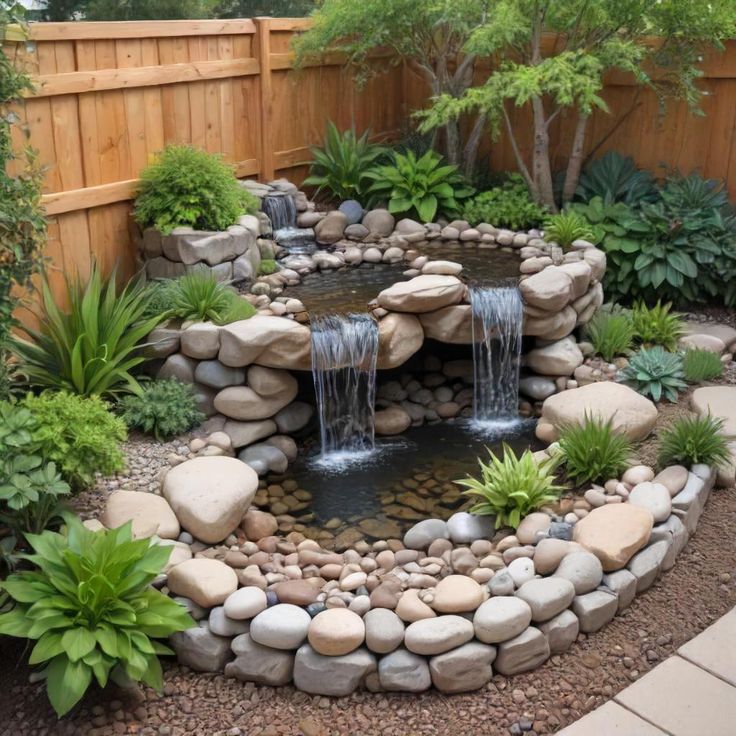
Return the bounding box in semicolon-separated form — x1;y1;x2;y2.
134;145;262;283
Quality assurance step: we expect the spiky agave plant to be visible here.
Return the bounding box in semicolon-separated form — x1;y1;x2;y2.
619;346;686;402
455;445;565;529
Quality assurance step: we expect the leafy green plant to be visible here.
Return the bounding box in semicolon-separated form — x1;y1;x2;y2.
134;145;257;234
0;516;194;717
22;392;126;491
463;174;547;230
585;310;634;362
619;346;687;402
455;445;564;529
630;301;684;351
576;151;658;206
12;265;161;398
0;402;70;540
657;414;729;468
258;259;279;276
683;348;724;383
365;149;473;222
120;379;204;440
142;279;180;322
171;273;256;325
303;122;387;202
544;210;596;249
558;414;632;485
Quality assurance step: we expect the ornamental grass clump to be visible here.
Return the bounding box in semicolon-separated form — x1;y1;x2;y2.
682;348;724;383
120;379;204;440
543;210;596;249
630;301;684;351
170;273;256;325
0;517;194;717
557;414;633;485
585;310;634;362
619;346;686;402
657;414;730;469
455;445;564;529
134;145;258;234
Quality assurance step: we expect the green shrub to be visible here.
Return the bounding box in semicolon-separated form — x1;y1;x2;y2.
134;145;257;234
12;265;160;398
0;517;194;717
120;379;204;440
0;401;70;540
576;151;658;206
366;149;473;222
171;273;256;325
22;392;127;491
455;445;564;529
463;174;547;230
544;210;596;249
258;259;279;276
657;414;729;468
630;301;684;351
585;310;634;362
683;348;724;383
619;346;687;402
303;122;387;202
142;279;180;321
558;415;633;485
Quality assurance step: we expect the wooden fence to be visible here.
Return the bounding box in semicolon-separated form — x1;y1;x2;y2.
4;18;406;297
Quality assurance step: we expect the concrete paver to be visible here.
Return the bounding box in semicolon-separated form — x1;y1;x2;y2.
555;701;667;735
678;607;736;687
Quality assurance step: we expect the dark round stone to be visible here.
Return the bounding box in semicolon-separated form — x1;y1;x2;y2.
338;199;364;225
306;602;326;618
547;521;573;541
265;591;279;607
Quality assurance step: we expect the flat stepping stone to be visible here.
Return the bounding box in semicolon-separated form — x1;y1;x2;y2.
691;386;736;436
678;607;736;687
556;700;667;735
683;320;736;349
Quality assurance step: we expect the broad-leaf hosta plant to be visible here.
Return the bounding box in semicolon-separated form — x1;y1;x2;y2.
455;445;564;529
657;414;729;468
366;149;473;222
0;517;194;717
303;122;387;202
558;414;632;485
12;265;161;398
619;346;687;402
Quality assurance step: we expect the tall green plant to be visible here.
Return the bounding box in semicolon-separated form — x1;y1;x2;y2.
303;122;387;202
576;151;657;205
0;516;194;717
631;301;684;351
585;310;634;362
544;210;596;249
12;265;161;398
657;414;729;468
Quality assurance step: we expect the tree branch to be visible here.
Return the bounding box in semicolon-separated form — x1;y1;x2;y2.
502;105;533;189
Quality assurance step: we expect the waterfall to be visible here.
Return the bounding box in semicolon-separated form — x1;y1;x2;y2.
470;286;523;425
311;313;379;462
262;194;296;231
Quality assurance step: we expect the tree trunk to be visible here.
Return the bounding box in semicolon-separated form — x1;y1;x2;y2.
462;112;487;179
531;97;556;211
444;119;462;166
562;113;589;204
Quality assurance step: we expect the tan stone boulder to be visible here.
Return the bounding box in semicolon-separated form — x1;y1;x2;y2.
558;261;592;300
573;503;654;571
523;306;577;340
519;267;573;311
101;490;180;540
431;575;484;613
213;372;297;420
375;406;411;435
679;334;725;353
691;386;736;437
419;305;473;344
377;275;465;313
683;320;736;351
308;609;365;656
583;248;606;281
218;316;311;370
167;558;238;607
163;456;258;543
537;382;657;441
526;336;583;376
376;313;424;369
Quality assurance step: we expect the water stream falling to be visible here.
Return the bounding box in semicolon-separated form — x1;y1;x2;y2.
470;286;524;427
262;193;297;231
311;313;379;463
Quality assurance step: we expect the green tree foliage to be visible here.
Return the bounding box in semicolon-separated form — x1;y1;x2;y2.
36;0;218;20
419;0;736;209
0;3;47;399
293;0;493;175
215;0;315;17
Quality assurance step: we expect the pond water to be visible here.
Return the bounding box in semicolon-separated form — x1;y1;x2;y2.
258;419;540;547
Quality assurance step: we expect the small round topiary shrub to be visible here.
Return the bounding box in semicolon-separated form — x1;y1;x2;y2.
134;145;259;234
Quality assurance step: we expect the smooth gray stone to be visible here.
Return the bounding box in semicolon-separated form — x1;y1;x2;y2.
429;641;496;694
224;633;294;685
601;569;638;612
571;589;618;633
170;625;233;672
627;540;670;592
378;648;431;692
538;609;579;654
293;644;376;696
494;627;550;675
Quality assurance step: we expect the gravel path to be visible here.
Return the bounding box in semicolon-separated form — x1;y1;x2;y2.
1;485;734;736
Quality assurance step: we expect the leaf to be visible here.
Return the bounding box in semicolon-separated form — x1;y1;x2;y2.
46;655;92;717
29;631;65;665
62;627;97;662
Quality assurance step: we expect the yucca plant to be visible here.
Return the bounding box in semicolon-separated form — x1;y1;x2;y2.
303;122;387;202
682;348;724;383
366;149;474;222
12;266;161;398
619;346;686;402
631;301;684;351
0;516;194;717
544;210;596;249
657;414;729;468
171;273;256;325
558;414;633;485
455;445;564;529
585;310;634;362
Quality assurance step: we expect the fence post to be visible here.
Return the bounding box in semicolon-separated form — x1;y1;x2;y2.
255;17;275;182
